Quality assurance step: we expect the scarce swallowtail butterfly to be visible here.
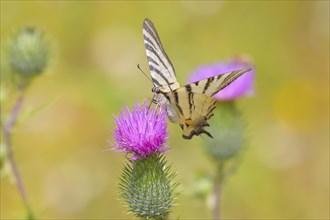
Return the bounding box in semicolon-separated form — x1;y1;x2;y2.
143;18;251;139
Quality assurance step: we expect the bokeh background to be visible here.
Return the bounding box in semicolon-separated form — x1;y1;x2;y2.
1;1;329;219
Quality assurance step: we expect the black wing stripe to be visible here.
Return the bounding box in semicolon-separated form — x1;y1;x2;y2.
144;19;163;54
214;70;243;95
207;102;216;119
144;42;168;72
206;113;214;120
191;93;195;111
149;64;172;89
208;102;216;111
185;84;192;93
203;77;214;94
188;92;193;114
216;74;223;80
210;74;227;95
144;24;168;63
143;35;162;58
207;69;250;96
152;77;162;87
146;55;159;67
143;33;157;49
143;19;176;76
207;105;216;117
185;85;193;114
173;91;183;115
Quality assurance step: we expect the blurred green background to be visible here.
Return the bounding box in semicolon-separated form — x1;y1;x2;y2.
1;1;329;219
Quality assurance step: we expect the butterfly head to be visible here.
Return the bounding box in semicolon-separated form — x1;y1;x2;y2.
180;119;213;139
152;86;168;94
151;87;160;94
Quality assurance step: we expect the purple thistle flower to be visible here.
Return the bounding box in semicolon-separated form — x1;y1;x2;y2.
188;57;255;101
112;102;169;160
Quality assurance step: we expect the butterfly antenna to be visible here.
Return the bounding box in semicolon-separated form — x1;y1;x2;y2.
137;64;153;84
137;64;156;108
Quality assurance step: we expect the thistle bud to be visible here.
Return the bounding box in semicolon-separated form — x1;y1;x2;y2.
204;101;245;161
119;154;177;219
9;26;49;78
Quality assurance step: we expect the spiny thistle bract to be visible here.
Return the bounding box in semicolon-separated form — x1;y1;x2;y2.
119;154;178;220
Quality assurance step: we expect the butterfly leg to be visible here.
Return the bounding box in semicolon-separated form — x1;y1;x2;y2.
148;94;157;109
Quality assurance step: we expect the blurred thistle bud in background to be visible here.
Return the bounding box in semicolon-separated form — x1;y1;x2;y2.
8;26;49;81
112;103;178;219
205;101;246;161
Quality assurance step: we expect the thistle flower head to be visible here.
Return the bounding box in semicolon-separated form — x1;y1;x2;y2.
188;57;255;101
112;102;168;160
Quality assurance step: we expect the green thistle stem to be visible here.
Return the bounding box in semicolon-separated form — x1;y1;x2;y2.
1;83;35;219
212;161;224;220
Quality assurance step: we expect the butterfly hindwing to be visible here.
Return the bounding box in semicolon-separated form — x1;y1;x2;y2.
143;18;180;92
187;69;251;96
167;88;217;139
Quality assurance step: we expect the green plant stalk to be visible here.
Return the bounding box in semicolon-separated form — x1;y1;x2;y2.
1;83;35;218
212;161;224;220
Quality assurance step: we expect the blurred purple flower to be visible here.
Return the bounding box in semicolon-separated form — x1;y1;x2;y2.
188;57;255;101
112;102;168;160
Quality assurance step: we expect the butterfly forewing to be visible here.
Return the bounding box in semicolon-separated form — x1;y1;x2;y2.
143;18;180;92
187;68;251;96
